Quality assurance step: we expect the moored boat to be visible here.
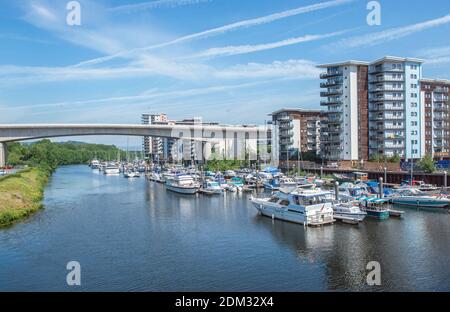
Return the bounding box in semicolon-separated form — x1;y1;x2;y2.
165;175;200;195
389;188;450;208
250;187;335;226
358;197;391;219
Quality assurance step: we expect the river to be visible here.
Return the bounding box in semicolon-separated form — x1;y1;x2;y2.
0;165;449;291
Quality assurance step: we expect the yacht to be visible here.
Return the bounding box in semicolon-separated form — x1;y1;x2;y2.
104;164;120;175
201;181;223;195
165;175;200;194
90;159;100;169
388;188;450;208
332;202;367;222
279;177;297;189
250;188;335;226
124;171;139;178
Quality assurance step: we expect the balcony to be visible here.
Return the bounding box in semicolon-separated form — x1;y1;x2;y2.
370;96;404;102
369;65;404;74
280;139;294;145
383;115;404;120
320;89;343;97
279;130;294;138
434;87;449;93
320;70;342;79
434;105;449;112
327;118;343;124
370;105;404;111
320;80;341;88
369;84;405;92
369;76;404;83
321;99;343;106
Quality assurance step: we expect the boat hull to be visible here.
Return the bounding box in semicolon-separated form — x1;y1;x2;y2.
252;201;334;226
390;198;450;208
333;212;366;222
366;210;390;220
166;184;199;194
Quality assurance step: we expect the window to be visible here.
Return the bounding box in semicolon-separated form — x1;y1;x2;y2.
411;121;418;126
279;200;290;206
411;102;418;108
411;112;418;117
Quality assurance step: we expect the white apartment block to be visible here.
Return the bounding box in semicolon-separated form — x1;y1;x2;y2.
369;57;425;160
319;56;426;161
318;61;369;161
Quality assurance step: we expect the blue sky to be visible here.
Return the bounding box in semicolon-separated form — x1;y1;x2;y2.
1;0;450;146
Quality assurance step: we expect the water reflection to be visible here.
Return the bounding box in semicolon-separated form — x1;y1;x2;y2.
0;165;449;291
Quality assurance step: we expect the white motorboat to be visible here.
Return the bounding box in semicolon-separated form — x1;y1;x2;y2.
388;188;450;208
279;177;297;189
90;159;100;169
165;175;200;194
201;181;223;195
332;202;367;223
104;164;120;175
250;187;335;226
124;171;139;178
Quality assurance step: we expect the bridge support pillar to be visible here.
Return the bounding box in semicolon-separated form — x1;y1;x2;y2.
0;143;7;167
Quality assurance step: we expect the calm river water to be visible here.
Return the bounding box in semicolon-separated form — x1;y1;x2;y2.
0;165;449;291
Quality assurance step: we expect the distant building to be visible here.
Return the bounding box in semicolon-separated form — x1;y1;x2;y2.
420;79;450;159
141;113;168;161
270;109;323;161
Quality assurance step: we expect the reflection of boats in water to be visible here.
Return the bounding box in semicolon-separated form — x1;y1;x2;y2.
250;188;334;226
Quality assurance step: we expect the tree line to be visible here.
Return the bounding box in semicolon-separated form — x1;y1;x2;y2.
6;140;137;172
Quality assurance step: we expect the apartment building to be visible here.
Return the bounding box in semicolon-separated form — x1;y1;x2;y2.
141;113;168;160
368;57;424;160
270;109;323;161
420;79;450;159
318;61;369;161
319;56;426;161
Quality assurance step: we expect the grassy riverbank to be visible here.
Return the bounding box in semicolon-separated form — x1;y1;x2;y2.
0;168;51;227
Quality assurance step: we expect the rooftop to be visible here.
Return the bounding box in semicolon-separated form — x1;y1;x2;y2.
317;56;426;69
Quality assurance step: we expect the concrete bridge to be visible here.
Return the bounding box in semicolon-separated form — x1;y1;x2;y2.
0;124;264;166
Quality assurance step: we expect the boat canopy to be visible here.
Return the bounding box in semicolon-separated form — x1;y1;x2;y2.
357;196;389;203
263;167;279;174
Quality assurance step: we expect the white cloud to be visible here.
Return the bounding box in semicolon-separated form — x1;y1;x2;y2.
5;79;291;111
337;13;450;48
216;60;321;79
75;0;355;67
109;0;211;13
187;30;349;59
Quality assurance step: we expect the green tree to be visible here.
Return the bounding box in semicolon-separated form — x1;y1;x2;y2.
418;154;436;173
